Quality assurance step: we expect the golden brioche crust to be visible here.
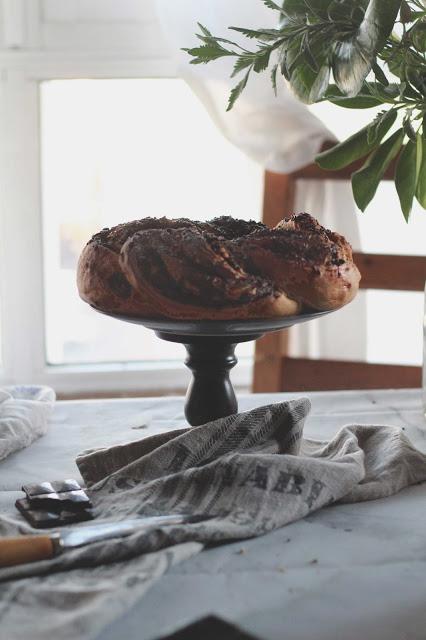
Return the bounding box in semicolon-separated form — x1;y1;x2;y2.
233;213;360;310
77;242;157;317
77;213;360;320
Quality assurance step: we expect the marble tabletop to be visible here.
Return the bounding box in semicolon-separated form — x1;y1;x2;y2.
2;389;426;640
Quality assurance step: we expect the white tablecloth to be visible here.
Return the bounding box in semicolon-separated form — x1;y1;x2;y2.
1;390;426;640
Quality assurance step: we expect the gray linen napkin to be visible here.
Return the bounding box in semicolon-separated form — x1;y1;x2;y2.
1;398;426;640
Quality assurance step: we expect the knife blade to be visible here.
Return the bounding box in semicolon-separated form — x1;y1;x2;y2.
0;513;209;569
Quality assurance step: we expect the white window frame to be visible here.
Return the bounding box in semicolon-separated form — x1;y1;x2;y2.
0;5;252;396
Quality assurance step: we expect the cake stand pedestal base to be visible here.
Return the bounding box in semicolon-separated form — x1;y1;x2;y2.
157;332;262;427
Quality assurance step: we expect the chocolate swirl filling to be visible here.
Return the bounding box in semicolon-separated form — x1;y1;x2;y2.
121;227;275;308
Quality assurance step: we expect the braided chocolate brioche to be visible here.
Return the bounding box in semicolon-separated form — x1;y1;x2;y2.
77;214;360;320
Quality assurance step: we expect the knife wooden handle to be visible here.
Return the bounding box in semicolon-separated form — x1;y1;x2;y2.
0;535;56;568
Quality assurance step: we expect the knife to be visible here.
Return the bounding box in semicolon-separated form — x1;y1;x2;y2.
0;513;208;568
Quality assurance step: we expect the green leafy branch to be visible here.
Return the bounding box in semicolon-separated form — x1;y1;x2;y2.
185;0;426;220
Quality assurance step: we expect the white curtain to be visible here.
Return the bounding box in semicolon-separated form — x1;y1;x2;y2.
155;0;366;361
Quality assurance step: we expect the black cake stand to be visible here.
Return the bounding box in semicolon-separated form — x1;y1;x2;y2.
93;308;332;427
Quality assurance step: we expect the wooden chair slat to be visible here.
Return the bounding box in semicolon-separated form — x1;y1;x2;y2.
354;253;426;292
263;171;296;226
253;332;289;393
279;358;422;392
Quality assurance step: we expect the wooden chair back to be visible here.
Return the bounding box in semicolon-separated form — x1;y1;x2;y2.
253;154;426;393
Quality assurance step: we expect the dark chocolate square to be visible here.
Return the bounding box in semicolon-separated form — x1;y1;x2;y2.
15;498;94;529
22;479;82;497
29;490;92;512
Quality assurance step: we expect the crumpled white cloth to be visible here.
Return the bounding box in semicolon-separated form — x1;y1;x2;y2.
0;386;55;462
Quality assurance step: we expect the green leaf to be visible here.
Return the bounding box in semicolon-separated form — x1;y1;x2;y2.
316;108;397;170
367;109;393;145
231;56;254;77
263;0;286;12
229;26;283;42
329;95;383;108
291;62;331;103
328;0;364;21
271;64;279;95
395;139;419;221
416;130;423;180
403;117;417;142
333;39;376;97
196;33;248;50
253;47;272;73
227;68;252;111
362;0;402;52
323;84;383;108
398;82;422;102
352;128;404;212
280;0;310;15
380;45;404;80
284;27;331;103
366;82;400;102
411;21;426;52
379;43;425;96
415;132;426;208
183;44;235;64
332;0;402;96
197;23;213;38
409;10;426;20
302;34;320;72
372;62;389;86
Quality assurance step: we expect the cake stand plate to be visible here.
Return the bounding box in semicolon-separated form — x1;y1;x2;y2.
92;308;332;427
